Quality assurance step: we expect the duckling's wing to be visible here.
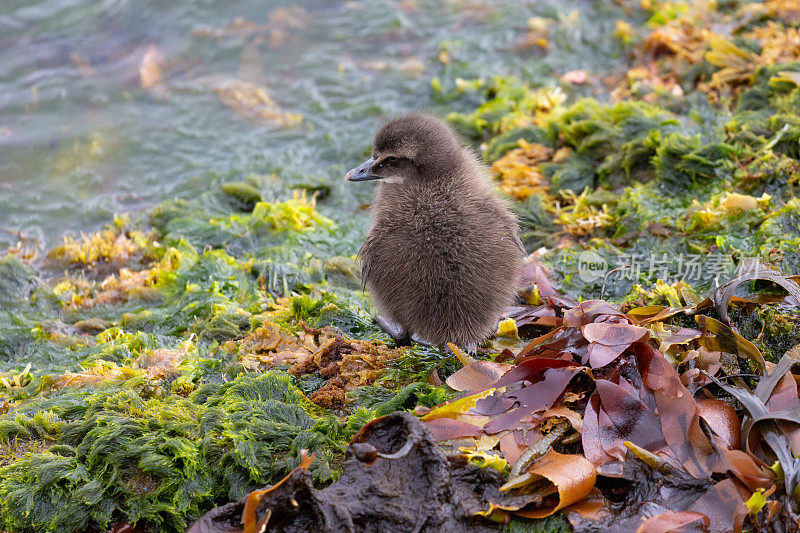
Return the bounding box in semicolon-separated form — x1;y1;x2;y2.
358;236;375;291
501;212;526;254
511;228;525;254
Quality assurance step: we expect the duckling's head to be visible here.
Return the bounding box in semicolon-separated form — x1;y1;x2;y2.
345;112;462;184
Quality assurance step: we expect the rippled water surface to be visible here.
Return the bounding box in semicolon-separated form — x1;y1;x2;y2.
0;0;634;250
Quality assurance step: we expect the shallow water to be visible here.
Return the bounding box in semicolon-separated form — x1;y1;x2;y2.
0;0;635;251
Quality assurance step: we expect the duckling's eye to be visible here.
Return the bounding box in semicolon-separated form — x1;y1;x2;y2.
382;156;399;166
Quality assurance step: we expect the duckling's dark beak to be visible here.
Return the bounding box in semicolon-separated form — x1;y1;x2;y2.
345;157;382;182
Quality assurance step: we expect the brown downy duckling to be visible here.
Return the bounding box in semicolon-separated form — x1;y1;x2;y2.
346;112;525;351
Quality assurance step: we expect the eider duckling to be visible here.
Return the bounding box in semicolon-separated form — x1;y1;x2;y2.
346;112;525;351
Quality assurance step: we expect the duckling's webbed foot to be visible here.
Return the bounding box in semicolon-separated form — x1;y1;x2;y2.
410;333;477;355
374;316;477;354
375;315;409;343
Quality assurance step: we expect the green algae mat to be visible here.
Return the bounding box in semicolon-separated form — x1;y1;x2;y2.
3;0;800;531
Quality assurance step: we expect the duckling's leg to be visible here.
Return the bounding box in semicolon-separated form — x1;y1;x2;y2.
375;315;409;343
407;333;477;355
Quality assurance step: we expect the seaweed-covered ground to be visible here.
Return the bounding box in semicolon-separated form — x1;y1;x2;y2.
2;0;800;531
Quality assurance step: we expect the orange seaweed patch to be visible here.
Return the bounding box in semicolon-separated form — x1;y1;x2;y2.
215;79;303;128
744;23;800;65
563;487;609;523
553;189;614;237
135;347;188;383
491;139;553;201
56;364;127;388
508;450;596;518
230;323;403;408
75;267;161;309
635;510;709;533
139;45;163;88
697;398;740;450
445;360;512;391
581;322;649;345
724;449;773;491
193;8;307;49
235;321;308;369
540;405;583;433
612;0;800;100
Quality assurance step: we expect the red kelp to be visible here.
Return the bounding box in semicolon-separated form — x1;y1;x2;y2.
420;267;800;529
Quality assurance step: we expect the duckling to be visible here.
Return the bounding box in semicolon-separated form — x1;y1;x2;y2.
346;112;525;350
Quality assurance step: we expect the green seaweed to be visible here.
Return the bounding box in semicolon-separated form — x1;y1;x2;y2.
503;514;571;533
0;255;40;302
651;132;737;191
0;373;344;532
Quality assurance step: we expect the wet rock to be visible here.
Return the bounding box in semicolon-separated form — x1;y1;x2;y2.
187;412;538;533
